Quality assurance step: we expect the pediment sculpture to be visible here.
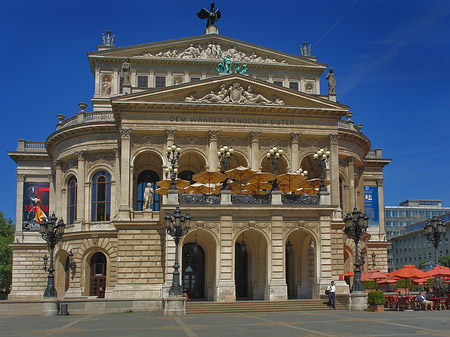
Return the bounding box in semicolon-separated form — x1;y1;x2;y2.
185;82;285;105
137;43;287;64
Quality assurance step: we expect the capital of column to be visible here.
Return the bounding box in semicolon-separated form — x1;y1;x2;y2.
16;174;25;182
53;160;62;169
165;129;176;142
329;134;339;145
208;130;220;142
290;133;300;144
376;178;384;186
77;150;86;161
348;157;356;165
120;128;132;139
251;132;261;143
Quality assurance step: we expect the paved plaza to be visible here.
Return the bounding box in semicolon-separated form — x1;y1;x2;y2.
1;309;450;337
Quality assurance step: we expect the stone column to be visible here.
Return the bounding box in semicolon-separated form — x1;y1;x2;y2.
329;134;340;205
165;130;179;205
348;158;356;210
268;215;287;300
215;214;235;302
114;148;120;216
76;151;86;228
290;133;300;172
377;178;386;238
15;174;25;241
250;132;260;171
318;213;333;299
48;173;55;215
208;131;219;172
119;128;132;219
54;161;63;218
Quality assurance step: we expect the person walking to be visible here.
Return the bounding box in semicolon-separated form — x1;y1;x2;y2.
327;281;336;309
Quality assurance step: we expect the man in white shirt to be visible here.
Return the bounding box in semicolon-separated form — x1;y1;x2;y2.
327;281;336;309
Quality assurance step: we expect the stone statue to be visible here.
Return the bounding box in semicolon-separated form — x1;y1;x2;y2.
120;58;131;86
197;2;221;28
300;42;311;56
198;84;229;102
326;68;336;94
102;77;111;96
240;64;248;75
102;30;115;46
143;183;154;210
243;85;272;104
217;53;233;73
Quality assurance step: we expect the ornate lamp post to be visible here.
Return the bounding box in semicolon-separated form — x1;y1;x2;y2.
371;252;376;269
313;148;330;192
165;206;191;296
218;145;233;189
166;145;181;190
344;207;368;292
39;213;66;298
424;216;446;294
266;146;283;191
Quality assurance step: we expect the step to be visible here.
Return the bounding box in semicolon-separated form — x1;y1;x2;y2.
186;299;345;314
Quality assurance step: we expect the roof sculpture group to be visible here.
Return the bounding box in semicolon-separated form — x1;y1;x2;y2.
197;2;221;28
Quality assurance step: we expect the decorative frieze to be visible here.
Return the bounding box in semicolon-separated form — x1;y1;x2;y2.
283;221;319;235
132;135;166;149
178;136;208;146
232;221;271;235
62;158;78;172
219;136;248;147
86;152;115;169
191;221;219;234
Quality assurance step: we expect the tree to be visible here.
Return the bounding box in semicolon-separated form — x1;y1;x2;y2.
0;212;14;297
438;255;450;268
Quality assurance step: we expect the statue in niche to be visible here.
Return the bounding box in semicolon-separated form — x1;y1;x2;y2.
120;58;131;86
143;183;154;210
326;67;336;94
102;76;111;96
197;2;221;28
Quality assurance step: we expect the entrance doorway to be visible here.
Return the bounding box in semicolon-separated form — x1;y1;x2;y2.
89;252;107;298
182;243;205;299
235;242;248;298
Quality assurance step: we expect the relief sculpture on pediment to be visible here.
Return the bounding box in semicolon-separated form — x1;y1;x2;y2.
137;43;287;64
185;82;284;105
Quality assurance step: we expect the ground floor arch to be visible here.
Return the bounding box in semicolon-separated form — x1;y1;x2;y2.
285;230;316;299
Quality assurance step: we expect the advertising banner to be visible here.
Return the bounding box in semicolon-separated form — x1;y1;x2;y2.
364;186;379;226
22;182;50;231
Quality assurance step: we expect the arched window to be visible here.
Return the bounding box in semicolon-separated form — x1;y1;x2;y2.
67;176;77;225
91;171;111;222
137;170;160;211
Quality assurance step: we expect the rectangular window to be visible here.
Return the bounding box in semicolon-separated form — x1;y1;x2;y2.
190;77;201;82
289;82;299;90
273;81;283;87
155;76;166;88
137;75;148;88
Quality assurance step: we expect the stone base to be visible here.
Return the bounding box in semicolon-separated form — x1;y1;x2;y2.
220;190;232;205
107;284;162;299
122;85;132;95
205;25;219;35
142;209;153;219
267;279;287;300
328;93;336;102
215;281;235;302
42;299;58;316
271;190;282;205
163;296;186;316
167;190;179;205
350;291;367;311
319;191;330;205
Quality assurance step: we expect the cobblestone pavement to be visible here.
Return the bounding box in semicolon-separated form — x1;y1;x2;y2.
1;309;450;336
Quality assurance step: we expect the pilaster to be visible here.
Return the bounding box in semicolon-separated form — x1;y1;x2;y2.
250;132;260;171
208;130;219;172
377;178;386;238
348;158;356;210
215;214;235;302
268;214;287;300
290;133;300;172
54;161;63;218
329;134;339;205
119;128;132;219
15;174;25;241
75;151;85;229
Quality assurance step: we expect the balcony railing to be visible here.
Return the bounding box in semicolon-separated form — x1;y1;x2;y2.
232;194;271;205
179;194;221;205
282;194;319;205
58;111;114;129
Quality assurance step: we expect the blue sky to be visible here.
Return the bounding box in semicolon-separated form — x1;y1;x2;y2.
1;0;450;222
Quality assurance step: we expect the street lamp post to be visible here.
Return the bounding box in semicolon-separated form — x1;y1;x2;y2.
372;252;376;269
218;145;233;189
266;146;283;191
165;206;191;296
424;216;446;294
166;145;181;191
344;207;368;293
39;213;66;298
313;148;330;192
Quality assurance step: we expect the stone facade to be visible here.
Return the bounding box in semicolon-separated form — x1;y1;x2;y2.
8;31;390;302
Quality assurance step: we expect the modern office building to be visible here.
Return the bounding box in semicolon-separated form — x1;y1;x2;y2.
390;213;450;271
7;17;390;309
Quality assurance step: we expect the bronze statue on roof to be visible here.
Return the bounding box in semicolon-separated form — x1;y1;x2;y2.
197;2;221;28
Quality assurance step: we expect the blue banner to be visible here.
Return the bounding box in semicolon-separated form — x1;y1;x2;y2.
364;186;379;226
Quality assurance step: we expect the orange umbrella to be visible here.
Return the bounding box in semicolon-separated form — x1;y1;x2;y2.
388;265;429;279
245;172;276;184
412;277;431;285
245;182;272;192
426;266;450;277
156;178;190;189
241;189;270;195
298;178;330;189
377;277;399;284
225;166;256;182
228;182;246;193
277;173;307;192
193;171;226;185
361;270;389;281
344;272;354;277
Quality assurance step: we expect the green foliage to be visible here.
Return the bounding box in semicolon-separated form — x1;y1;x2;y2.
397;279;412;288
368;291;385;305
363;280;376;289
0;212;15;295
418;260;430;269
438;256;450;268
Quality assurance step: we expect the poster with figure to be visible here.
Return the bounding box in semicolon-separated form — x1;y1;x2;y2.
364;186;379;226
22;182;50;231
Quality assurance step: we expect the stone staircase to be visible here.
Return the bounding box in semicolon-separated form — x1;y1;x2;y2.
186;298;346;314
